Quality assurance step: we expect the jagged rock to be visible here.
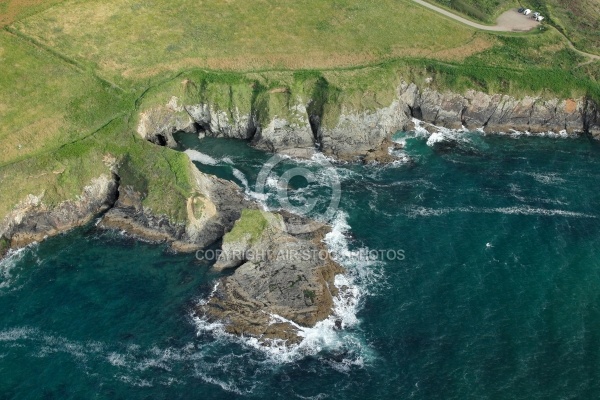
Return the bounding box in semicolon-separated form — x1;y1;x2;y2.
585;99;600;138
319;99;409;161
251;91;317;158
198;210;344;344
187;103;256;140
98;185;188;247
0;174;118;250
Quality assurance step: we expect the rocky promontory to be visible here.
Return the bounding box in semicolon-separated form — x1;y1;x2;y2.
0;156;347;345
197;209;344;344
0;174;119;250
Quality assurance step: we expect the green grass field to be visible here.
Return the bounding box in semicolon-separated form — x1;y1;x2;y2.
10;0;482;86
0;31;130;166
0;0;599;226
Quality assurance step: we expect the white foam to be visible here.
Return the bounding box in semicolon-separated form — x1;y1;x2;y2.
221;157;234;165
521;172;566;185
232;168;249;190
192;211;380;367
411;118;431;137
425;127;471;148
409;118;579;147
495;129;578;139
0;327;37;342
0;245;36;294
184;149;219;165
408;205;596;219
0;325;258;393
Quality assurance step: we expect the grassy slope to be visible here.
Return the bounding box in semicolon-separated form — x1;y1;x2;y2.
0;0;599;227
11;0;482;86
530;0;600;55
431;0;518;23
0;0;65;27
223;209;269;245
0;31;128;165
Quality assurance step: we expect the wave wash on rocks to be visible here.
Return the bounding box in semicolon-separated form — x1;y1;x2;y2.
137;76;600;163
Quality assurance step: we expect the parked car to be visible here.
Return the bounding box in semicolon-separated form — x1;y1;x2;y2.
523;9;532;15
518;7;525;13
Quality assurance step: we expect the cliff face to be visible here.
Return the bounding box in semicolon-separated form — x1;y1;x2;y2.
0;174;119;251
137;81;600;161
399;83;598;136
0;159;249;254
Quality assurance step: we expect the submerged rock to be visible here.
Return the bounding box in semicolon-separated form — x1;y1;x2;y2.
197;210;344;344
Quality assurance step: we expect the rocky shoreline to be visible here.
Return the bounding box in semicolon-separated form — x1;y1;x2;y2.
0;158;346;345
138;81;600;162
3;79;600;344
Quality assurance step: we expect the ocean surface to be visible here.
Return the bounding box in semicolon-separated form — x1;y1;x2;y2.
2;128;600;399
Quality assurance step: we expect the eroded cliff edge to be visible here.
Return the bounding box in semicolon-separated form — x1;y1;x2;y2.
137;75;600;163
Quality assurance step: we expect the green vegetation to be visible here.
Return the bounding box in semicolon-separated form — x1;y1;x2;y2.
0;31;130;166
0;0;599;230
11;0;479;86
432;0;517;23
527;0;600;55
223;209;269;245
0;236;9;256
303;289;316;302
0;117;193;223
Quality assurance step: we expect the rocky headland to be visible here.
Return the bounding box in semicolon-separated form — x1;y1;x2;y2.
0;156;346;344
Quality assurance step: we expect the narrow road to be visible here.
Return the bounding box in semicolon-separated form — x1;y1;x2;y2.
411;0;600;64
411;0;525;31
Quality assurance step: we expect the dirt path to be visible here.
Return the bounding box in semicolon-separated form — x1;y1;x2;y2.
561;34;600;66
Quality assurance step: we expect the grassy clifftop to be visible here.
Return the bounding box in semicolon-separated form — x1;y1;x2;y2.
0;0;599;227
10;0;481;86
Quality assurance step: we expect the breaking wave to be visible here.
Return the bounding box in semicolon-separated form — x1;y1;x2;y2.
192;209;382;369
0;245;37;295
184;149;220;165
408;205;596;219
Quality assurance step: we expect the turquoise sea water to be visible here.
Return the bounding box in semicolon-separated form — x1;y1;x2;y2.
2;131;600;398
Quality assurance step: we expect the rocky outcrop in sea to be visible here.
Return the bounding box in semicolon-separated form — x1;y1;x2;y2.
197;210;344;344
